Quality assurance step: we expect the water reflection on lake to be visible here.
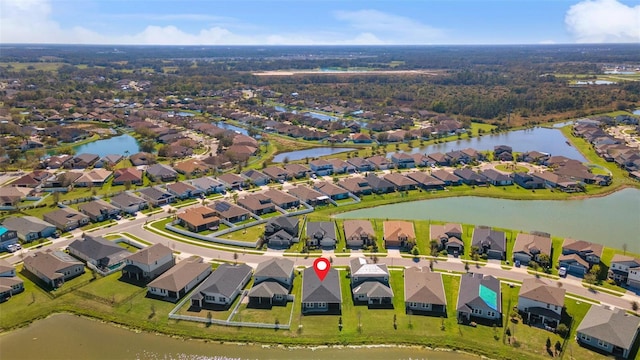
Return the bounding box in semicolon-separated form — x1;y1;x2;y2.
273;147;356;162
215;122;249;135
73;134;140;158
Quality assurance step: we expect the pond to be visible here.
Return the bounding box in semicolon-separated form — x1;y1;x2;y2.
304;111;338;121
633;109;640;116
0;314;479;360
273;147;357;163
215;122;249;135
336;188;640;253
73;134;140;158
388;127;586;162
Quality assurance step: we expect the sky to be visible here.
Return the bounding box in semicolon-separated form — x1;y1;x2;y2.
1;0;639;45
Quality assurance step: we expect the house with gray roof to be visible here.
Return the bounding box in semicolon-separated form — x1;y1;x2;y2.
431;169;462;186
306;221;337;249
248;258;295;307
287;185;329;206
146;163;178;182
166;181;201;200
43;207;90;232
480;169;514;186
302;267;342;314
138;186;175;206
190;176;226;194
109;192;148;214
190;263;252;309
453;168;488;186
0;258;24;301
337;177;372;195
68;234;130;274
121;243;175;283
147;256;211;302
406;171;446;190
78;199;120;222
208;200;250;223
404;267;446;315
457;273;502;324
577;306;640;359
314;181;349;200
237;193;276;216
472;226;506;260
1;216;56;242
242;169;270;186
364;173;395;194
383;173;418;191
346;157;374;172
23;250;85;289
283;163;312;178
349;257;393;306
517;278;565;328
264;217;299;249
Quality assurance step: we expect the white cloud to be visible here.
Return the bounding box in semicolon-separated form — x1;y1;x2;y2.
334;9;445;44
565;0;640;43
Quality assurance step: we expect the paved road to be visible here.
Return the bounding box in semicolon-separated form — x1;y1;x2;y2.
6;212;639;313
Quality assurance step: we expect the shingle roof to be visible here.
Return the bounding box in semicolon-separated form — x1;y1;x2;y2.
68;235;128;262
302;267;341;303
343;220;374;240
23;250;83;281
513;233;552;258
2;216;55;236
562;238;603;258
147;257;210;292
196;263;252;298
248;280;288;298
78;199;119;218
125;243;173;266
383;220;416;241
254;258;294;279
577;306;640;350
518;278;565;307
457;273;502;314
404;267;447;305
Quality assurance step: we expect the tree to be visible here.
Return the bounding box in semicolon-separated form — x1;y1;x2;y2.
140;140;156;153
623;243;628;255
556;323;569;338
537;253;551;269
632;301;639;312
554;340;562;355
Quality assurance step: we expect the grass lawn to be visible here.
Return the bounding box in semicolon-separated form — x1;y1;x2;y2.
178;279;254;321
117;242;139;252
77;272;146;305
259;211;283;220
495;164;529;173
224;224;266;243
231;275;299;326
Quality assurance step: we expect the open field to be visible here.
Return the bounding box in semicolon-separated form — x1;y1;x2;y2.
253;69;443;76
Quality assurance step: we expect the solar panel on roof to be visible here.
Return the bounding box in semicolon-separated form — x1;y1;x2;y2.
215;202;231;212
479;284;498;311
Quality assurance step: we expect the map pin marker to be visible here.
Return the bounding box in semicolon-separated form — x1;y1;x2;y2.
313;257;330;281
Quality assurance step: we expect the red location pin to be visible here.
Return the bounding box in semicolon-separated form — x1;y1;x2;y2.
313;257;330;281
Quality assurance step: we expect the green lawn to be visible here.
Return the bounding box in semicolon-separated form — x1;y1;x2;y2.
495;164;529;173
224;224;266;243
77;272;146;305
231;275;299;326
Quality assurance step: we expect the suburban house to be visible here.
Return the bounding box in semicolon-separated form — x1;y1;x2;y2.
453;169;488;186
406;172;446;190
121;243;175;283
64;153;100;169
412;154;433;167
343;219;375;249
248;258;295;307
43;207;90;232
309;159;334;176
517;278;565;328
173;159;210;177
431;169;462;186
262;188;300;210
430;223;464;254
364;173;395;194
390;152;415;169
314;181;349;200
0;226;19;252
23;250;85;289
404;267;447;315
9;170;50;188
512;233;552;266
146;163;178;182
237;193;276;216
328;158;355;174
472;226;506;260
347;157;374;172
0;258;24;301
576;305;640;359
513;172;545;189
383;173;418;191
67;235;130;274
242;169;271;186
190;177;226;194
94;154;123;168
138;186;175;206
383;220;415;248
480;169;513;186
457;273;502;324
208;201;250;223
608;254;640;285
349;257;393;306
42;171;82;191
531;172;582;193
561;238;603;266
264;216;299;248
190;263;252;309
78;199;120;222
287;185;329;206
217;173;246;190
302;267;342;314
262;166;290;182
1;216;56;242
283;163;312;179
130;152;155;166
559;254;591;276
306;221;337;249
427;152;449;166
367;155;391;170
494;145;513;161
166;181;201;200
74;169;113;187
176;206;220;233
112;167;144;186
109;192;148;214
147;256;212;302
338;177;372;196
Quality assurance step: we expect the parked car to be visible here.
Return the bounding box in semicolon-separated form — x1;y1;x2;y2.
7;244;21;253
558;267;567;277
515;260;521;268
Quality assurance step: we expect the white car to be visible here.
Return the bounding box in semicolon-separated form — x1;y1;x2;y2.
558;267;567;277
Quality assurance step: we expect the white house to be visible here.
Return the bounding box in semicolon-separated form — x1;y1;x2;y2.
517;278;565;328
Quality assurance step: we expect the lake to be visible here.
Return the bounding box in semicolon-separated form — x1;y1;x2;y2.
305;112;338;121
336;188;640;253
273;147;357;163
633;109;640;116
215;122;249;135
0;314;479;360
74;134;140;158
388;127;586;162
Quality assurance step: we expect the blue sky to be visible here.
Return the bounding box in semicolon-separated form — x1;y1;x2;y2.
1;0;639;45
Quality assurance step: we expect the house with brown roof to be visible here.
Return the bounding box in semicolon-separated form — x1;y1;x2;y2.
176;206;220;233
208;200;250;223
112;167;143;185
23;250;85;289
226;144;257;162
328;158;355;174
283;163;312;178
130;152;155;166
430;223;463;254
517;278;565;328
314;181;349;200
242;169;270;186
74;169;113;187
43;207;90;231
147;256;212;302
146;164;178;182
347;157;374;172
287;185;329;206
343;219;375;249
237;193;276;216
78;199;120;222
9;170;50;188
367;155;391;170
309;159;333;176
513;233;552;266
122;243;175;283
138;186;175;206
173;159;210;177
383;173;418;191
217;173;246;190
608;254;640;284
404;267;447;315
262;166;290;182
109;192;148;214
383;220;415;248
43;171;83;191
64;153;100;169
406;172;445;190
263;188;300;210
430;169;462;186
561;238;603;266
390;152;415;169
559;254;590;276
166;181;201;200
338;177;372;195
